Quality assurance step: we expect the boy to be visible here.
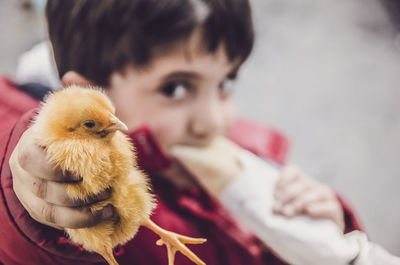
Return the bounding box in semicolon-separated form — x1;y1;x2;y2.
0;0;360;264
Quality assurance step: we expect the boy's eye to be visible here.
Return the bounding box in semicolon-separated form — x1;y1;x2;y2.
159;82;187;100
220;78;236;97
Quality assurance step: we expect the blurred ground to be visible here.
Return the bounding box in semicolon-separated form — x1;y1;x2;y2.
1;0;399;256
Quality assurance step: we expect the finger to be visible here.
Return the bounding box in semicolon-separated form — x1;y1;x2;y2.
305;200;345;220
304;200;335;218
305;201;345;231
275;165;305;190
274;178;312;206
14;176;115;229
279;187;329;217
17;129;81;182
13;177;62;230
12;145;111;207
17;169;110;207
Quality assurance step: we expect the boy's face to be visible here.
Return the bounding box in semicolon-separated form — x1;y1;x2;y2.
106;35;238;155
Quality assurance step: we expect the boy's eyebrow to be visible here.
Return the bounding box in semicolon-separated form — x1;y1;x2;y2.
162;71;201;81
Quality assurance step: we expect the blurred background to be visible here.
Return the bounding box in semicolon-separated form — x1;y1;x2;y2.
1;0;400;256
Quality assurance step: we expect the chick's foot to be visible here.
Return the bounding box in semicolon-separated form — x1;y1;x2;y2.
142;219;206;265
98;246;119;265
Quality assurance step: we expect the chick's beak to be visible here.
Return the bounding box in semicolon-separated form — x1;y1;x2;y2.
107;115;128;132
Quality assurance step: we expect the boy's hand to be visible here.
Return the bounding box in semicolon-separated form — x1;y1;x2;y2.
273;165;345;232
9;128;114;230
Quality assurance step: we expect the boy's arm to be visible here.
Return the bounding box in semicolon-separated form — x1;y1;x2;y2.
273;165;362;233
227;118;361;232
347;231;400;265
218;155;397;265
171;136;361;233
171;137;364;265
0;109;111;265
219;150;362;265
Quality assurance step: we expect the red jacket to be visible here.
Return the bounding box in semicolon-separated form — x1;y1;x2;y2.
0;77;361;265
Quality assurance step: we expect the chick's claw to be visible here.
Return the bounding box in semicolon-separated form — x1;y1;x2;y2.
156;239;177;265
156;234;207;265
143;219;206;265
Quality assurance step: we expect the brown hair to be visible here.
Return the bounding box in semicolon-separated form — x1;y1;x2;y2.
46;0;254;87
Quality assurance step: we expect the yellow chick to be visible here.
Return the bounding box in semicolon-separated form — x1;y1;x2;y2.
31;86;206;265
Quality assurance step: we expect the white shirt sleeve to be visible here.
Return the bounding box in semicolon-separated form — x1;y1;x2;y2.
347;231;400;265
16;41;61;90
219;150;361;265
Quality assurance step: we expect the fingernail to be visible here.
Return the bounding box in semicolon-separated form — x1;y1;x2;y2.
64;170;82;181
102;205;114;219
98;189;111;201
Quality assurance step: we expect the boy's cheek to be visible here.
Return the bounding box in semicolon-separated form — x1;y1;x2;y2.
128;121;177;174
222;102;236;135
138;103;236;155
148;121;182;155
226;110;236;133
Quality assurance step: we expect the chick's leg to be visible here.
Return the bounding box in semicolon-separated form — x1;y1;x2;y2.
98;246;119;265
142;218;206;265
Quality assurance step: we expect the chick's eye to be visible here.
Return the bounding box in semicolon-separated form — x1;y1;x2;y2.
83;121;96;128
159;82;187;100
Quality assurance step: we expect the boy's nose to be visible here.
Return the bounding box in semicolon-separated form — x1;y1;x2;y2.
188;106;222;145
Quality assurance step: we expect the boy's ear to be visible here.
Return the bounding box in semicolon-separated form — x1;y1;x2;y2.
61;71;93;87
